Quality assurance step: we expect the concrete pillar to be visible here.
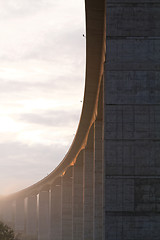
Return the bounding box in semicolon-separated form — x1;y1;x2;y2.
61;167;73;240
0;199;14;229
38;190;50;240
14;198;25;238
0;199;3;221
94;120;103;240
26;195;37;240
72;151;84;240
4;201;15;229
50;177;62;240
93;79;104;240
83;124;94;240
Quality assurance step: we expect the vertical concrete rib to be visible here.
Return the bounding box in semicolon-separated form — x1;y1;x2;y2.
62;167;73;240
26;195;37;240
50;177;62;240
83;124;94;240
0;200;15;230
1;200;14;228
14;198;25;238
0;200;3;222
94;79;104;240
38;190;50;240
72;151;84;240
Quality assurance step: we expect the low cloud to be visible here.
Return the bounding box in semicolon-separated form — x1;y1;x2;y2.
0;0;56;19
18;110;79;127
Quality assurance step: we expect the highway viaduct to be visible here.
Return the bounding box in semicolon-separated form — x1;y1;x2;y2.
0;0;160;239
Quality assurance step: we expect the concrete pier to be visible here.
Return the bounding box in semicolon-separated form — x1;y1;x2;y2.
61;167;73;240
38;191;50;240
50;177;62;240
14;198;25;238
72;151;84;240
25;195;37;240
1;200;14;229
94;120;103;240
83;125;94;240
93;80;104;240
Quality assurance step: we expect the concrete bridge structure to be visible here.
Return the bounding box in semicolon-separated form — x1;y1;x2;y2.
1;0;160;239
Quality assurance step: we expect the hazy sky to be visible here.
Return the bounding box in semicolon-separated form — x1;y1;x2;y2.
0;0;85;195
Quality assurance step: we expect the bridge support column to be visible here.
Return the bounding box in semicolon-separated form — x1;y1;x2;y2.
26;195;37;240
14;198;25;238
83;124;94;240
1;200;14;229
0;200;3;221
94;120;104;240
38;191;50;240
50;177;62;240
62;167;73;240
72;151;84;240
94;80;104;240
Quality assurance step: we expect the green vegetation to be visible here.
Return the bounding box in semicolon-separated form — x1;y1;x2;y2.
0;221;15;240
